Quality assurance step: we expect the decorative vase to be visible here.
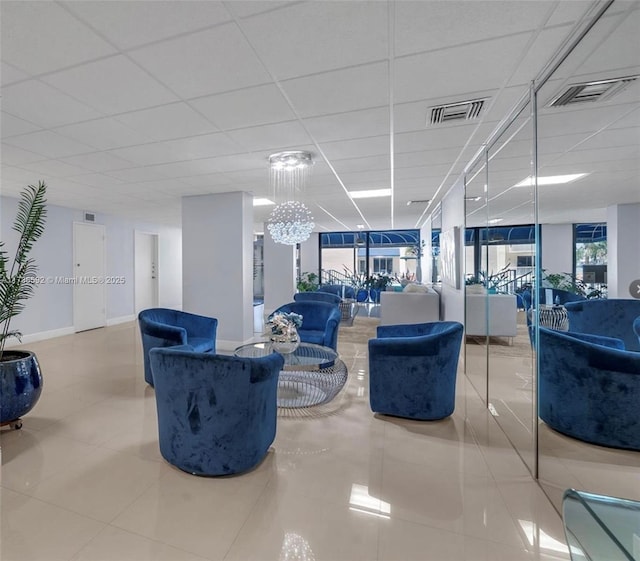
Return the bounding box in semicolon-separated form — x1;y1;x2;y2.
0;350;43;428
270;329;300;354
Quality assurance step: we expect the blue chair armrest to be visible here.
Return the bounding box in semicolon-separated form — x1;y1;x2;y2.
369;334;442;358
143;320;187;344
376;322;439;339
565;330;625;350
250;353;284;384
176;311;218;340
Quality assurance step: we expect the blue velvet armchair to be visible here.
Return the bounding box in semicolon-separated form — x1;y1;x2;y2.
564;299;640;352
272;301;341;351
138;308;218;386
149;346;284;475
368;321;464;420
317;284;356;300
293;291;342;305
539;328;640;451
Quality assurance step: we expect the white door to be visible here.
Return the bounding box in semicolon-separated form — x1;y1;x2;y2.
135;232;159;313
73;222;106;332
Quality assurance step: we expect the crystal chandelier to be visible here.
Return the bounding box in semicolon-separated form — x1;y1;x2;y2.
267;151;315;245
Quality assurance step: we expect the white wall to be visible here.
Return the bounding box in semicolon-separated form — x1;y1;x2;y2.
263;227;296;316
541;223;573;275
1;195;182;341
607;202;640;298
299;232;320;279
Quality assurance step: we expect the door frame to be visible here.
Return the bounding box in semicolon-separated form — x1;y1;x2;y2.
73;221;107;332
134;230;159;313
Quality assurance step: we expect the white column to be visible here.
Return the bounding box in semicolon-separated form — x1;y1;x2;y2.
263;227;296;316
182;192;254;346
299;232;320;279
607;203;640;298
541;224;573;274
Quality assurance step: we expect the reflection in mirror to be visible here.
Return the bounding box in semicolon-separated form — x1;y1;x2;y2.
464;156;488;402
431;204;442;284
535;2;640;510
485;101;536;475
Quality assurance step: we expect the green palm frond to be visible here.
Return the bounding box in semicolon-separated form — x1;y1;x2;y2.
1;181;47;358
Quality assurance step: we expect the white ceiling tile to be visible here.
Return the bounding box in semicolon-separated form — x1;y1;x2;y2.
64;1;231;50
160;132;246;160
321;135;390;161
106;167;170;183
1;62;30;85
1;1;116;74
61;152;136;172
331;156;391;174
18;159;90;178
196;153;268;173
4;130;94;159
143;160;220;179
395;1;554;57
55;117;152;150
42;55;178;114
395;126;480;153
108;143;184;166
2;165;44;184
180;173;235;188
227;1;295;19
1;143;46;165
190;84;295;130
67;173;125;189
114;102;218;141
394;34;533;104
239;1;388;80
303;107;389;142
226;121;311;152
1;112;42;137
547;1;593;26
1;80;102;128
129;23;271;99
282;62;389;118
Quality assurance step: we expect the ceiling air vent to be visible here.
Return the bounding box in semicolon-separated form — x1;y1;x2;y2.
428;98;487;125
407;199;430;206
547;76;638;107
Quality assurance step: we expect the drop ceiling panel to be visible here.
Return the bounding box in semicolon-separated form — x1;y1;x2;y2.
1;142;52;165
190;84;295;131
55;118;152;150
1;1;116;74
42;55;178;114
1;62;30;85
394;34;533;104
303;107;389;143
67;173;125;189
61;152;135;173
281;62;389;118
180;173;236;188
143;160;221;179
4;130;94;159
538;104;639;137
395;126;479;154
239;1;388;80
19;159;89;178
106;166;170;183
226;121;311;152
114;103;218;141
227;1;296;19
1;112;41;138
331;156;391;174
321;136;390;161
64;1;231;50
1;80;102;128
108;143;187;167
129;24;272;99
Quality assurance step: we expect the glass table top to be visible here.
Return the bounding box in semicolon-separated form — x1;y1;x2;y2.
234;341;337;370
563;489;640;561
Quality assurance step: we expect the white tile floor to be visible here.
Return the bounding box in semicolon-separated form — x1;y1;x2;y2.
1;321;570;561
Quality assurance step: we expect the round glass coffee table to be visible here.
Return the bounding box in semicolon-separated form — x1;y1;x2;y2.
234;342;348;408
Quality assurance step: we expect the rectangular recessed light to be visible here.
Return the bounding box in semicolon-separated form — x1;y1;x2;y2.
513;173;588;188
253;198;275;206
348;189;391;199
465;196;482;202
489;218;503;224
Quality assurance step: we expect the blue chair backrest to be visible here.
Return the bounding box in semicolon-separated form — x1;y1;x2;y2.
294;292;342;305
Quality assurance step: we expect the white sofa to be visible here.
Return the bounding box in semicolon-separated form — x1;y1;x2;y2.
380;289;440;326
465;293;517;339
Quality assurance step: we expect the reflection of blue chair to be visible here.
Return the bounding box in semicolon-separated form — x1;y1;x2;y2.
368;321;464;420
521;288;585;312
138;308;217;386
564;299;640;352
356;288;369;302
539;328;640;451
293;292;341;305
150;346;284;475
634;316;640;348
272;301;341;351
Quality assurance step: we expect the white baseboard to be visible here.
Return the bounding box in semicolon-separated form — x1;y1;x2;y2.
15;326;76;345
107;315;136;326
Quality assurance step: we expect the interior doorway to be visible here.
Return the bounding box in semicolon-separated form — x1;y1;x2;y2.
73;222;107;332
135;231;159;313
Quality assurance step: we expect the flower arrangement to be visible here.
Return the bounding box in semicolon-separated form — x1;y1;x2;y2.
266;311;303;339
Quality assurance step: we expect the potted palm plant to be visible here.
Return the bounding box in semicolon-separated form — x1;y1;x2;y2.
0;181;47;429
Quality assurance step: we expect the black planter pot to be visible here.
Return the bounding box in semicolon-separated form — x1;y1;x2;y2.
0;350;43;429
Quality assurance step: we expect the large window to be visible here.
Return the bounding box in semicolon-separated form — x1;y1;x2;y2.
372;257;393;274
574;223;607;285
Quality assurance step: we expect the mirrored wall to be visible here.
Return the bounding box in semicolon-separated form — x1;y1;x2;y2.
463;0;640;511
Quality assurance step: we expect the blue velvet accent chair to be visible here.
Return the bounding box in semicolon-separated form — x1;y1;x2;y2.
272;301;341;351
138;308;218;386
368;321;464;420
149;345;284;476
539;328;640;451
564;299;640;352
293;291;342;305
317;284;356;300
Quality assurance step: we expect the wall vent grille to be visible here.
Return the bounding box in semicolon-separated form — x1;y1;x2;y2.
428;98;487;125
547;76;638;107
